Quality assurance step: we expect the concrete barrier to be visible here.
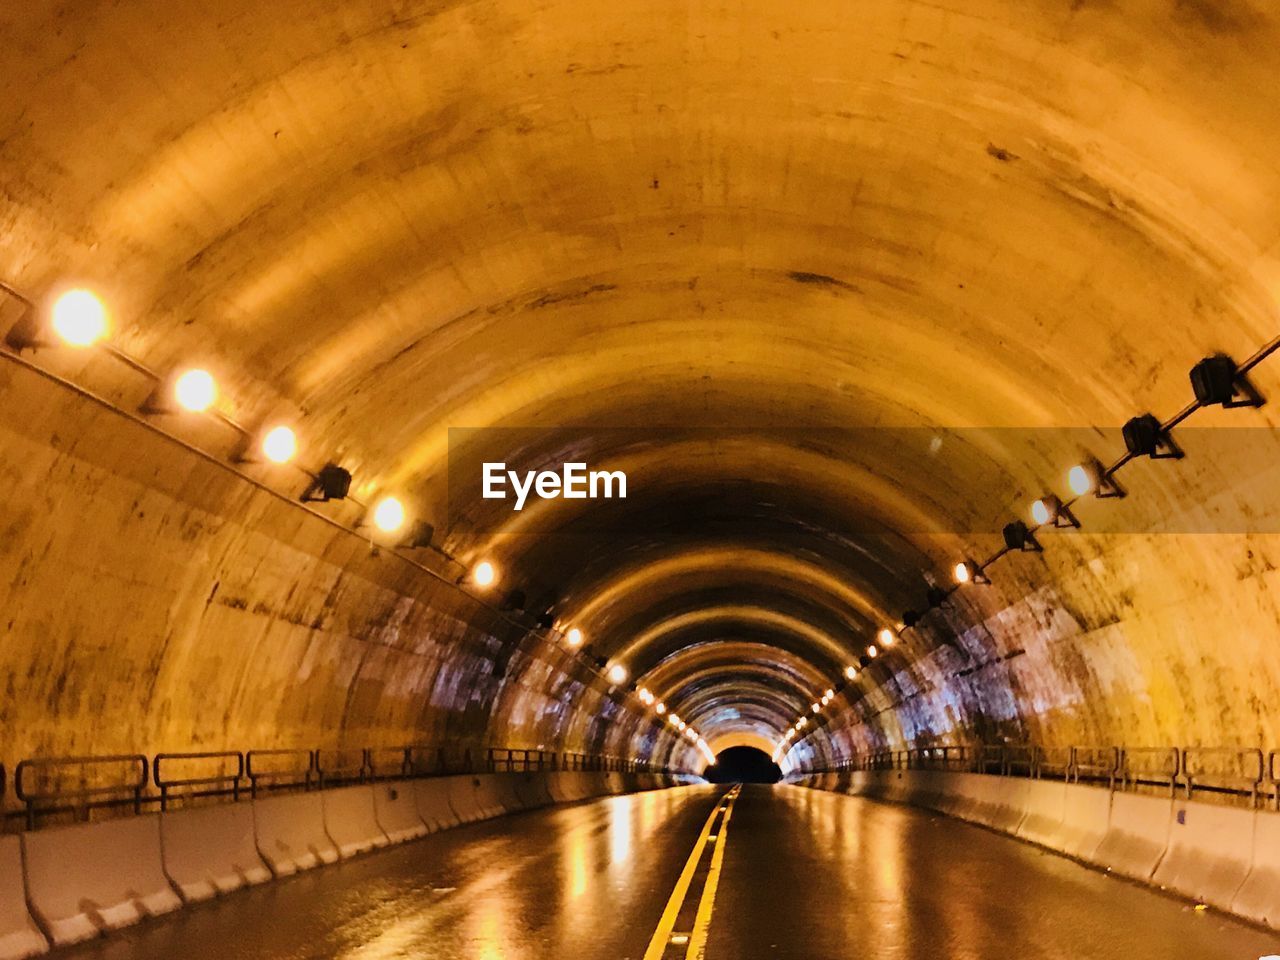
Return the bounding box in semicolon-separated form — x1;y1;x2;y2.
512;772;555;809
22;815;181;946
160;802;271;902
444;774;502;823
1057;782;1112;862
414;777;460;831
1232;808;1280;928
1093;792;1172;880
322;785;390;858
488;774;529;813
253;792;339;875
0;835;47;960
371;780;430;843
1153;800;1255;910
1016;779;1067;849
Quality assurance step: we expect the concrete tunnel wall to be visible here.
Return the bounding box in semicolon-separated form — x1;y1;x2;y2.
2;0;1280;787
0;358;689;782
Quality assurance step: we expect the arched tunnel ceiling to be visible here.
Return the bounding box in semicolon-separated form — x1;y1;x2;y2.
2;0;1280;765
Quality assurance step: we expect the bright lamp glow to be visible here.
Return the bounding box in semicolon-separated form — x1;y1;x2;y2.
656;702;666;715
607;663;628;685
824;688;834;699
1067;464;1092;496
878;627;895;648
866;644;878;659
1031;498;1051;526
174;369;216;412
566;627;584;648
845;665;858;680
51;289;107;347
954;561;971;584
372;496;406;533
472;561;497;587
260;425;297;464
811;702;820;713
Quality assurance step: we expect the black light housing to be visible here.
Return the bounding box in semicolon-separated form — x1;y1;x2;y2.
536;611;556;629
1190;354;1263;408
1122;413;1182;459
902;609;921;629
926;587;947;607
302;463;352;502
501;589;526;612
403;520;435;549
1003;519;1041;552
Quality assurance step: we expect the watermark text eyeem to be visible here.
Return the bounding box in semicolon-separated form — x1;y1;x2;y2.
482;462;627;511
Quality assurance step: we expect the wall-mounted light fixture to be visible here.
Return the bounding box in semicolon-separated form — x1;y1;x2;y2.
1190;354;1264;409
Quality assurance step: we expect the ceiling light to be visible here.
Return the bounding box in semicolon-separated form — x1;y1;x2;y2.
260;425;297;464
844;665;857;680
824;688;834;699
472;561;497;588
1030;494;1078;529
811;702;820;713
878;627;895;648
607;663;628;685
953;561;971;584
656;702;666;715
566;627;584;648
866;644;878;659
51;289;107;347
1067;458;1125;499
173;369;216;412
371;496;406;533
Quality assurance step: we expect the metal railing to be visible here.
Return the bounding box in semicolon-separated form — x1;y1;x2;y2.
803;743;1280;809
1;744;677;831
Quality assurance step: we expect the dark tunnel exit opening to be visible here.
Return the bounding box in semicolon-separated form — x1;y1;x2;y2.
703;746;783;784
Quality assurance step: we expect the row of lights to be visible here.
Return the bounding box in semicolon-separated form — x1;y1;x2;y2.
783;348;1278;761
810;345;1279;748
7;287;694;737
40;291;474;545
636;685;715;764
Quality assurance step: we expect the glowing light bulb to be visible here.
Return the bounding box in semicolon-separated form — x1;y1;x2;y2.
954;561;971;584
566;627;584;648
607;663;628;685
824;688;834;699
811;702;820;713
260;425;297;464
472;561;496;587
371;496;406;533
1068;464;1092;496
51;289;107;347
1031;498;1051;525
656;702;666;715
844;665;858;680
866;644;878;659
173;369;216;412
878;627;895;648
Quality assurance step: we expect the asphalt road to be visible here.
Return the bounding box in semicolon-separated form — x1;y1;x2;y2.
53;784;1280;959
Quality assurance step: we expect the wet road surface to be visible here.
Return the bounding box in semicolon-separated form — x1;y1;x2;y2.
55;784;1280;960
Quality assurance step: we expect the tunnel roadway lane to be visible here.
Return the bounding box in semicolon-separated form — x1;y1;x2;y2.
51;783;1280;960
55;786;726;960
708;785;1280;959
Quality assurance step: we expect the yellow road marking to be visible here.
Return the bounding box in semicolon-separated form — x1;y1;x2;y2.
642;787;740;960
687;789;737;960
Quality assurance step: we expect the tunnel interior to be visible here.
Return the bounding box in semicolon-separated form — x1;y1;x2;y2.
1;0;1279;829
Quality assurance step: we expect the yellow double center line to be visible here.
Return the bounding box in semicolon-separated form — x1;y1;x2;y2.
643;786;741;960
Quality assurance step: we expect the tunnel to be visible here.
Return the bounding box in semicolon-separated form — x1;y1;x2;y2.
1;1;1280;957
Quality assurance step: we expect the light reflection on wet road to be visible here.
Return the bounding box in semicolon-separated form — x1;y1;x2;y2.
53;784;1280;959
